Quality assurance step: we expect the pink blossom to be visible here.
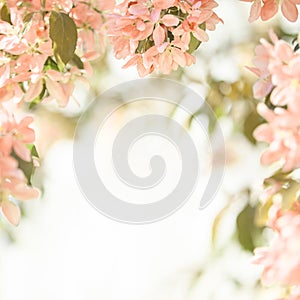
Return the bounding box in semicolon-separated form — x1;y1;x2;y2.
45;77;75;107
107;0;222;76
253;203;300;286
0;8;29;55
0;108;39;226
249;30;300;110
242;0;300;22
0;0;112;227
261;37;300;109
254;103;300;172
0;155;39;226
0;112;35;162
248;38;275;98
71;3;104;31
0;1;103;107
250;32;300;173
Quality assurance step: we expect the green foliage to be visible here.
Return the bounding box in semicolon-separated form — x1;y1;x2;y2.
49;11;78;69
265;172;300;207
188;33;202;54
255;171;300;226
255;197;273;227
187;24;206;54
71;54;84;69
0;4;11;24
23;12;34;23
211;201;233;246
29;82;47;109
237;204;262;252
243;110;264;144
280;180;300;209
44;57;59;71
12;145;39;185
136;38;154;54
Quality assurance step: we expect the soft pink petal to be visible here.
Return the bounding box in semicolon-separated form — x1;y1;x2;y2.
249;0;262;22
23;80;43;102
161;14;179;26
153;25;165;46
1;201;20;226
261;0;278;21
281;0;299;22
153;0;175;9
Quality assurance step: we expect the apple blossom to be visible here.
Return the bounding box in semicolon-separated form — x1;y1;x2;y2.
106;0;223;76
242;0;300;22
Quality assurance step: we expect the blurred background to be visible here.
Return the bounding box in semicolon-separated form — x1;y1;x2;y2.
1;0;300;299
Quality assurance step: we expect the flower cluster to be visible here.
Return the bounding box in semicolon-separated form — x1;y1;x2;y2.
106;0;222;76
254;103;300;173
242;0;300;22
250;31;300;172
0;0;110;108
0;0;111;225
253;202;300;300
254;203;300;287
0;109;39;226
251;31;300;300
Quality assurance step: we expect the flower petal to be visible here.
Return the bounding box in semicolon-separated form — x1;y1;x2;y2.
1;201;21;226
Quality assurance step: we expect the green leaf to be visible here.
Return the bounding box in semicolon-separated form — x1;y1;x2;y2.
23;12;34;23
70;54;84;69
281;180;300;210
49;11;78;68
262;173;300;211
28;144;39;158
12;145;39;185
212;201;233;246
187;23;206;54
265;93;277;110
256;197;273;227
244;110;264;144
29;83;46;109
0;4;11;24
43;57;59;71
135;38;153;54
237;204;262;252
29;96;42;110
187;33;201;54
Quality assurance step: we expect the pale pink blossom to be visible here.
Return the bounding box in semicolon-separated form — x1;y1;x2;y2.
0;108;39;226
249;30;300;110
71;3;104;30
0;112;35;162
107;0;222;76
1;199;20;226
0;0;111;227
0;1;103;107
253;203;300;286
254;103;300;172
248;30;277;99
248;40;274;98
0;155;39;226
269;53;300;109
242;0;300;22
0;8;29;55
250;32;300;173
